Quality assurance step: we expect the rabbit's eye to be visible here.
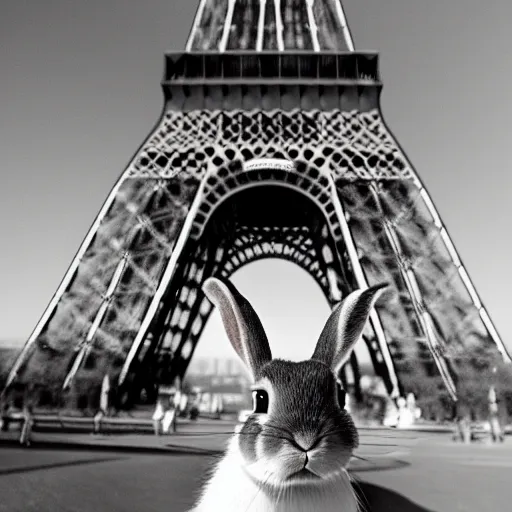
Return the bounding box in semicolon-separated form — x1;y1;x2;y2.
252;390;269;413
336;383;346;408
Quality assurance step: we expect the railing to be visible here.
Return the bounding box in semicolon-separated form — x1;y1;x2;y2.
163;51;380;84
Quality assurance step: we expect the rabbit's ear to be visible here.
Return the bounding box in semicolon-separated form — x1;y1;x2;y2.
202;277;272;379
312;284;388;373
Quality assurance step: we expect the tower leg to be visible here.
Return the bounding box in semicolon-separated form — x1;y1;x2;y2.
118;173;212;386
327;175;400;398
367;182;457;400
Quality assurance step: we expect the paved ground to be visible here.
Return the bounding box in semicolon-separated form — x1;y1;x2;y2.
0;420;511;512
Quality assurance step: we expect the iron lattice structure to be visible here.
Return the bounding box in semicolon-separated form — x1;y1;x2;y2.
4;0;510;409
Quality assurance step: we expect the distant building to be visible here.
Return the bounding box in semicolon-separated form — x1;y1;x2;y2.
187;357;248;378
186;357;252;413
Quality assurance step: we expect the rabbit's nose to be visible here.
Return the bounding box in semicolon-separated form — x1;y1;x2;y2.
292;431;318;452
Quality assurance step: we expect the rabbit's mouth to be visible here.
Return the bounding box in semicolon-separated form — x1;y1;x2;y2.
286;468;321;482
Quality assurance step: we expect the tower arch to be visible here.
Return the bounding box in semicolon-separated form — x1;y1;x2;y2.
121;169;370;403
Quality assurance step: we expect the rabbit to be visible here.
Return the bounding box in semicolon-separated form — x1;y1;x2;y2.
189;277;387;512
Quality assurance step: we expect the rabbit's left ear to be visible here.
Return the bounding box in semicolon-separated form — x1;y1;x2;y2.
202;277;272;380
312;284;388;373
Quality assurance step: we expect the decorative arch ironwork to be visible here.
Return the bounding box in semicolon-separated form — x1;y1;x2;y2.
117;162;399;406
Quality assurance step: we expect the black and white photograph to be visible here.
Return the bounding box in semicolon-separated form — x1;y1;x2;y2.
1;1;512;511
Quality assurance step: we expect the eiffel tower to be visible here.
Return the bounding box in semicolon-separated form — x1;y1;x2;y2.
4;0;510;410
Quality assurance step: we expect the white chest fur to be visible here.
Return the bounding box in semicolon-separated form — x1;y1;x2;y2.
190;437;359;512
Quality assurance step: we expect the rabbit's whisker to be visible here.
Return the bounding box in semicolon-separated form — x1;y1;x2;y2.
167;429;291;439
236;430;292;441
349;474;367;512
244;469;272;512
350;454;373;463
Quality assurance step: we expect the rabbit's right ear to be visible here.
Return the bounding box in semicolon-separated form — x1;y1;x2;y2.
202;277;272;380
312;284;387;374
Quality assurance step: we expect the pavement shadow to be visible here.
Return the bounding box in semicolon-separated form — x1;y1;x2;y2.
355;481;436;512
0;456;125;477
0;438;223;457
